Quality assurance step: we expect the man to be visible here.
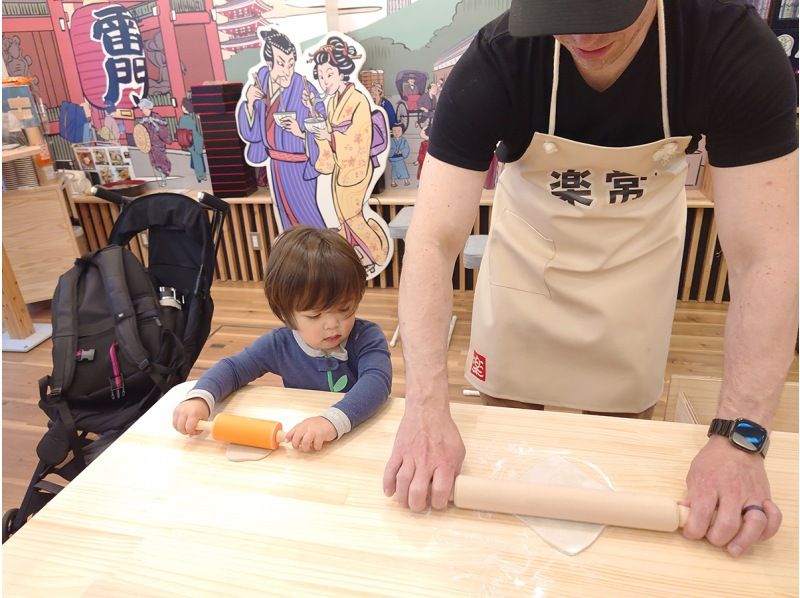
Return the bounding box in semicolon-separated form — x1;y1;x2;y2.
417;82;437;128
237;28;327;231
389;123;411;187
383;0;798;560
370;83;397;134
402;76;418;99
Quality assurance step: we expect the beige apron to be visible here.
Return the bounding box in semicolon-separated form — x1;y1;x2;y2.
466;0;693;413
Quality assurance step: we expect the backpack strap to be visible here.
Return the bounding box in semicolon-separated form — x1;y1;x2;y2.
39;254;93;466
47;261;84;399
93;246;169;392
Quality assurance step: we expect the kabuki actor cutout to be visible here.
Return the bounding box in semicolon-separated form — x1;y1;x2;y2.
236;28;392;279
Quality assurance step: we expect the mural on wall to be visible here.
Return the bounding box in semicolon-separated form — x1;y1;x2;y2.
236;27;393;278
71;2;147;111
2;0;224;189
340;0;511;189
133;97;172;186
3;36;39;93
177;96;207;183
215;0;505;190
2;0;507;193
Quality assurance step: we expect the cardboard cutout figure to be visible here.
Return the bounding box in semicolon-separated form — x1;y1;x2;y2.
237;28;328;230
306;34;393;277
237;28;393;279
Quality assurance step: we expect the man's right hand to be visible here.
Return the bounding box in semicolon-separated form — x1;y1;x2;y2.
301;89;314;110
383;405;465;511
245;84;264;114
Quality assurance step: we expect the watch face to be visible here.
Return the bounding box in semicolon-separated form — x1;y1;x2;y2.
731;419;768;453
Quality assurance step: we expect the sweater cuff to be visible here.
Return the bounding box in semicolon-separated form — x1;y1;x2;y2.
321;407;352;439
184;388;216;415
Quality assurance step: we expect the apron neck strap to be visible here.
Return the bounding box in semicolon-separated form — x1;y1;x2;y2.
549;0;671;138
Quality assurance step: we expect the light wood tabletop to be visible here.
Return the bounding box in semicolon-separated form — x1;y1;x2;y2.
3;382;797;597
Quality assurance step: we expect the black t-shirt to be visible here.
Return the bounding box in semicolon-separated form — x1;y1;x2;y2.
429;0;798;170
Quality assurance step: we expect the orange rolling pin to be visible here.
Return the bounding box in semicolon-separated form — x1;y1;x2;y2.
196;414;285;450
452;475;690;533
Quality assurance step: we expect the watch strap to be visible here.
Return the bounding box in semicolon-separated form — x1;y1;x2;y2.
708;418;735;438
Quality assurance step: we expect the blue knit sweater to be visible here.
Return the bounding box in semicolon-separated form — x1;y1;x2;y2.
186;319;392;437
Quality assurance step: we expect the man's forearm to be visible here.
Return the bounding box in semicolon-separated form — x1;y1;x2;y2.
711;152;799;431
717;260;798;429
398;155;486;412
398;238;454;410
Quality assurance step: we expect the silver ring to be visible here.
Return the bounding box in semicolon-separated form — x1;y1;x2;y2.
741;504;766;516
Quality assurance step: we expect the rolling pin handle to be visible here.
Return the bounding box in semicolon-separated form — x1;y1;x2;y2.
677;504;690;529
196;420;213;433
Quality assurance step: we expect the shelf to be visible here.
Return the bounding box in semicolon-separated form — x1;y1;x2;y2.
2;145;42;163
2;178;66;197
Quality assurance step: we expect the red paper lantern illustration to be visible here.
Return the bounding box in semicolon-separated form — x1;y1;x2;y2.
70;3;148;110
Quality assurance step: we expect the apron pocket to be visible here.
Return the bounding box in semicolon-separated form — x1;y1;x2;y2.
488;208;555;296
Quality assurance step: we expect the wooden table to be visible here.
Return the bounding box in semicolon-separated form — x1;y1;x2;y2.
3;382;797;596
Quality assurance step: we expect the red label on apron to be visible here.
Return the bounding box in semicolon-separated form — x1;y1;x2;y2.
470;351;486;382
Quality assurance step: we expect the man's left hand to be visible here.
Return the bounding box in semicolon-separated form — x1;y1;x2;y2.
682;435;782;557
280;116;303;138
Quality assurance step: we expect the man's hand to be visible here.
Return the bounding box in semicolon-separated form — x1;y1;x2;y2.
682;436;782;557
301;89;314;110
279;115;303;138
383;406;465;511
245;83;264;116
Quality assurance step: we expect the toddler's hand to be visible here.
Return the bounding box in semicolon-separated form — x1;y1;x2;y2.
285;416;337;452
173;398;211;436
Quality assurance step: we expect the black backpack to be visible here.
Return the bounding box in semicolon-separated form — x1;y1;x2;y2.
38;244;185;440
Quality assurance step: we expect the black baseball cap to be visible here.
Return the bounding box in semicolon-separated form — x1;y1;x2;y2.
508;0;649;37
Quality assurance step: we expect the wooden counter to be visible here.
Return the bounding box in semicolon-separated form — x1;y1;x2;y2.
70;183;725;298
3;382;796;596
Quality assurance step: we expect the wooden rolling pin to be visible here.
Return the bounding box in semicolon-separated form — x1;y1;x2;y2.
196;414;284;450
453;475;690;532
195;416;687;532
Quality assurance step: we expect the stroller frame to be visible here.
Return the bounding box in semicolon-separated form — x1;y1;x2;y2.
3;188;229;542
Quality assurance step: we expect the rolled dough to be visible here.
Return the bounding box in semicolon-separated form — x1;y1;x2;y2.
225;444;272;462
517;455;613;556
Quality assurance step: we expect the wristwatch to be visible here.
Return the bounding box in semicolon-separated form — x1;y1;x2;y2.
707;418;769;457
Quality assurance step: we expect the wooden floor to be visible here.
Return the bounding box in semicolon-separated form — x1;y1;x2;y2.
3;282;798;514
